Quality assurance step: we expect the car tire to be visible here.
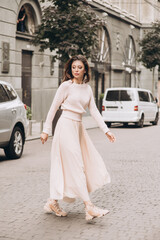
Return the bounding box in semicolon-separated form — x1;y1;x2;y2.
4;127;24;159
151;112;159;125
136;114;144;128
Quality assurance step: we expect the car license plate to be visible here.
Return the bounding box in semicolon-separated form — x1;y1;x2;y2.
106;107;118;111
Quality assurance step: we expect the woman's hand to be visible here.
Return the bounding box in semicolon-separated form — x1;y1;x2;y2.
105;131;116;143
40;132;48;144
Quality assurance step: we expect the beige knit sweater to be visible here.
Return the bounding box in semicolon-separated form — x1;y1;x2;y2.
43;80;109;134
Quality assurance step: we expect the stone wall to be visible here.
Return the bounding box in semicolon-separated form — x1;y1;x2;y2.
0;0;60;122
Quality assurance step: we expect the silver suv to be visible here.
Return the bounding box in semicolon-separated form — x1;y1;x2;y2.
0;80;28;159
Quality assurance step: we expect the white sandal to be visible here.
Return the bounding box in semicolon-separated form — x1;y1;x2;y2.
44;199;67;217
85;203;109;221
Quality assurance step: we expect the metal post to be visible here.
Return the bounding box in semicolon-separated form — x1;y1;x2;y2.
29;121;32;136
40;120;43;133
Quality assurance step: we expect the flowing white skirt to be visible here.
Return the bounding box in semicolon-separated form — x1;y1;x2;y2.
50;115;111;203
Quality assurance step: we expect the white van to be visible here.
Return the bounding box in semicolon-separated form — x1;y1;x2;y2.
102;88;159;127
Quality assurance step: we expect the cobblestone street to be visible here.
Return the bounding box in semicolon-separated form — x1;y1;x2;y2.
1;123;160;240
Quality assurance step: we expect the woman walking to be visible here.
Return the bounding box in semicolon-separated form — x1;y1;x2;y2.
41;55;116;221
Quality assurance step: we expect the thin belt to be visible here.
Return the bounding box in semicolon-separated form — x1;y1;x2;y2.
61;110;82;121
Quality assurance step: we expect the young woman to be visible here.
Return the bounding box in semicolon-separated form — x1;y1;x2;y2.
41;55;116;221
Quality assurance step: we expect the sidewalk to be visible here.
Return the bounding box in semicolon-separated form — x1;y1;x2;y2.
26;116;99;141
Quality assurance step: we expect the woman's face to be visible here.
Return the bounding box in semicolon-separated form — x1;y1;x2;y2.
71;60;86;81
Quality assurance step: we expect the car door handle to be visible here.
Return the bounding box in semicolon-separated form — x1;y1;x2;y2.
12;108;17;114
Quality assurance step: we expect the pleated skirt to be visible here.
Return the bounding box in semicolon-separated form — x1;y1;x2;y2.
50;114;111;203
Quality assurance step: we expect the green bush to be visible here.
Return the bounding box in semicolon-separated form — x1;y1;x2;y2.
26;106;32;120
100;93;104;99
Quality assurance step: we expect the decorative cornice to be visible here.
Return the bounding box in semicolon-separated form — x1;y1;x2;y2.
88;0;141;28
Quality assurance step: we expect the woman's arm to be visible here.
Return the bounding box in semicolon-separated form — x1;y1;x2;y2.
42;82;68;135
88;86;116;143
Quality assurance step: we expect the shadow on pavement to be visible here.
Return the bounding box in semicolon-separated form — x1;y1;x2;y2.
0;151;19;162
0;156;11;162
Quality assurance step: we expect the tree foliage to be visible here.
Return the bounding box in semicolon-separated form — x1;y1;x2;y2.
33;0;101;62
138;21;160;70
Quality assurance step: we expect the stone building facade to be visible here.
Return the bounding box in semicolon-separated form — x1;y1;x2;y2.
89;0;160;104
0;0;59;121
89;0;141;109
0;0;159;122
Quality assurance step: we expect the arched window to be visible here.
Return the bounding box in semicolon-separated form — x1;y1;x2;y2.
17;4;37;35
123;36;136;87
123;36;136;67
92;27;111;64
91;27;111;108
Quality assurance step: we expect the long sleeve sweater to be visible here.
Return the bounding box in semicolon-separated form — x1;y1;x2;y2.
43;80;109;135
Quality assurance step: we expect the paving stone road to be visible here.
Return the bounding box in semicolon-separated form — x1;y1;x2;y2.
0;123;160;240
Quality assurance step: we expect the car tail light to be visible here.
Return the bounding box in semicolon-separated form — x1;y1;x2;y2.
134;105;138;111
102;105;105;111
24;104;27;110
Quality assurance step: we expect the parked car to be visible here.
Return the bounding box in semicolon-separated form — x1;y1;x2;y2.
0;80;28;159
102;87;159;128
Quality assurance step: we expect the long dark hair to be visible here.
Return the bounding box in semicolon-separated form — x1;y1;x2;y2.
62;55;90;83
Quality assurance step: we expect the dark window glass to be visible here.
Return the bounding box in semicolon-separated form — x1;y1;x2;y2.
120;90;135;101
149;93;154;102
106;90;119;101
3;84;17;100
0;84;9;103
106;90;135;101
138;91;150;102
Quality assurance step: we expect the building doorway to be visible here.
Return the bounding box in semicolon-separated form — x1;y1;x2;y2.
22;50;32;107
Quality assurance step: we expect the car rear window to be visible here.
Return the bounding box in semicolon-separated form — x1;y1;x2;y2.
106;90;135;101
106;90;119;101
3;84;17;100
0;84;10;103
0;84;9;103
138;91;150;102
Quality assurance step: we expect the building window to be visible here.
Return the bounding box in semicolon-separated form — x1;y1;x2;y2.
17;4;36;35
92;27;111;64
17;6;26;32
123;36;136;67
122;36;136;87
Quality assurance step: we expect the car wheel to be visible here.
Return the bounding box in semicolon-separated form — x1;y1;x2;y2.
152;112;159;125
137;114;144;128
4;127;24;159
